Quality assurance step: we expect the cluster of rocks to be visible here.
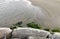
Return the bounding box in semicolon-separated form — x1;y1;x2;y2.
0;27;60;39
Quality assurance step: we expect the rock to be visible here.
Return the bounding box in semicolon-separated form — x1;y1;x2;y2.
0;28;12;39
11;38;20;39
28;36;45;39
49;32;60;39
12;27;50;38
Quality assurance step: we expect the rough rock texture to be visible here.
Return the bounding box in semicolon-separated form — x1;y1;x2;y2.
49;32;60;39
11;38;20;39
0;27;50;39
12;27;50;38
0;28;12;39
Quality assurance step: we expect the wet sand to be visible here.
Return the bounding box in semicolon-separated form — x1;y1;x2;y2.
30;0;60;28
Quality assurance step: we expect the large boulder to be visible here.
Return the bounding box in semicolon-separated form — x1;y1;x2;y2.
49;32;60;39
12;27;50;38
0;28;12;39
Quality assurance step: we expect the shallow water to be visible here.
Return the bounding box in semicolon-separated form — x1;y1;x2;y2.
0;0;60;28
0;0;44;27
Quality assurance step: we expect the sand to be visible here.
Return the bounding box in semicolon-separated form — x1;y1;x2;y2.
30;0;60;28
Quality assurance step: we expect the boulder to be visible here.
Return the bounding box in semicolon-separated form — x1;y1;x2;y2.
49;32;60;39
0;28;12;39
11;38;20;39
12;27;50;38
